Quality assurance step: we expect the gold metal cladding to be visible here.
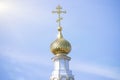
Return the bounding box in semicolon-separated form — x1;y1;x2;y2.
57;27;63;39
50;38;71;55
50;5;71;55
58;26;62;31
52;5;66;27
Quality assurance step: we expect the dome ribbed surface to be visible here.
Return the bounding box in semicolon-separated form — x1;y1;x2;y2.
50;38;71;55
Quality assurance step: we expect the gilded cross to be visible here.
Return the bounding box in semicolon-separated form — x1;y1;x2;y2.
52;5;66;27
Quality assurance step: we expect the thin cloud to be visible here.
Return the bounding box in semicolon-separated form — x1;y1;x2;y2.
2;46;119;79
0;48;51;80
1;48;120;80
0;49;51;66
72;61;120;80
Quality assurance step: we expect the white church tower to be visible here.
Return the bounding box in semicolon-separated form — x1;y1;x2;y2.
50;5;74;80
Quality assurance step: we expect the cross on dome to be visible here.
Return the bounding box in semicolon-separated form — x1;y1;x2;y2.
50;5;74;80
52;5;66;27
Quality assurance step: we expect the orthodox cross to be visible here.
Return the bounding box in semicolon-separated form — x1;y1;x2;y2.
52;5;66;27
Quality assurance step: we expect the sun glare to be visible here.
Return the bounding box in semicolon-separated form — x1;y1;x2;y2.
0;2;9;12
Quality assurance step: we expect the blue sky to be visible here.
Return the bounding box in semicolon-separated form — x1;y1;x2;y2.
0;0;120;80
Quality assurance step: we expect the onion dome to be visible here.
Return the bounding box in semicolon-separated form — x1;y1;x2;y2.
50;27;71;55
50;5;71;55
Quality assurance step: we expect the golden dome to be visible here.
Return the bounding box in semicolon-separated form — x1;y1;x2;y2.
51;6;71;55
50;27;71;55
